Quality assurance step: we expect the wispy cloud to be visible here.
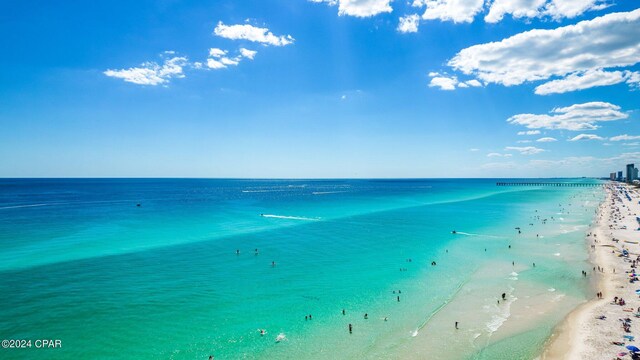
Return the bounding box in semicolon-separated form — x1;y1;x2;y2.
507;102;628;131
487;152;512;157
536;137;557;142
214;22;294;46
568;134;605;141
534;69;640;95
485;0;609;23
104;55;187;86
505;146;546;155
517;130;540;135
610;134;640;142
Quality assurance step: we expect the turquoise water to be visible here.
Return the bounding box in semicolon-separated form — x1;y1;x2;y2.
0;179;602;359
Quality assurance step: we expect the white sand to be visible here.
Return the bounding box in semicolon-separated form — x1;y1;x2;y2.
542;183;640;360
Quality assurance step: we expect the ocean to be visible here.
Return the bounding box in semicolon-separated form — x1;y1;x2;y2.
0;178;602;359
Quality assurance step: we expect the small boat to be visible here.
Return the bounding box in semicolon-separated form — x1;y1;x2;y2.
451;230;457;234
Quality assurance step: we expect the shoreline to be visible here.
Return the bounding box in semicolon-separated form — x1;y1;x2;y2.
541;183;640;359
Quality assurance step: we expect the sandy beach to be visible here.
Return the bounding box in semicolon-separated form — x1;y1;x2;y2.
542;183;640;360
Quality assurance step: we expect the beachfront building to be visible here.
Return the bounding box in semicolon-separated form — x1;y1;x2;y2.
610;172;616;181
618;171;624;182
627;164;636;183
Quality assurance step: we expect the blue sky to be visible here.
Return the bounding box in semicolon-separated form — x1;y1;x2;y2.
0;0;639;178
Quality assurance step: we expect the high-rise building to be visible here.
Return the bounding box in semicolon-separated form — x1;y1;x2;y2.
635;168;639;182
627;163;635;183
610;172;616;180
618;171;623;181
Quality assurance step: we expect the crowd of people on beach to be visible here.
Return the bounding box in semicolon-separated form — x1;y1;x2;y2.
585;184;640;360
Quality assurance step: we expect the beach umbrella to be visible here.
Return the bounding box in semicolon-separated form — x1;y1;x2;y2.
626;345;640;352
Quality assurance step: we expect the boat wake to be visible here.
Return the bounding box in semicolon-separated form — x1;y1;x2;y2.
0;203;48;210
261;214;320;221
454;231;504;239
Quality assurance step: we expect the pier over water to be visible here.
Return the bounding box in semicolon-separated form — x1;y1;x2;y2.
496;182;602;187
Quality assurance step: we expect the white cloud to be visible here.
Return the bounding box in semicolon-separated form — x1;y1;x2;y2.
220;57;240;66
206;58;227;69
534;69;639;95
414;0;485;23
214;22;294;46
104;56;187;86
485;0;545;23
508;102;628;131
206;48;243;69
536;137;557;142
622;142;640;147
465;79;482;87
610;134;640;142
239;48;257;60
429;75;458;90
469;148;480;151
517;130;541;135
311;0;392;17
487;152;513;157
544;0;610;19
485;0;609;23
339;0;393;17
427;73;483;90
398;14;420;33
445;9;640;93
505;146;546;155
569;133;605;141
209;48;227;57
517;140;532;143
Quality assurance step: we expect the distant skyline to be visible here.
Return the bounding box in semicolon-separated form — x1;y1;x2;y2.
1;1;639;178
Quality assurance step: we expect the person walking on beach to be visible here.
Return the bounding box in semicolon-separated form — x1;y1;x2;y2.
455;321;459;329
